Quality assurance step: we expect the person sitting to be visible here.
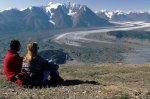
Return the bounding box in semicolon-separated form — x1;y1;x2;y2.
21;42;64;87
3;40;23;86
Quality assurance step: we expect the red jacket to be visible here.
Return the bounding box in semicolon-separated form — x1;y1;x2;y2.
4;50;23;85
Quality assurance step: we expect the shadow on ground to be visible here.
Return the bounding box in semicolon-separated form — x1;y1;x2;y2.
61;79;100;86
23;79;100;88
45;79;100;87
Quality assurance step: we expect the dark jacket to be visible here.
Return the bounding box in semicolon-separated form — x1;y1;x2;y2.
22;56;46;85
22;55;59;86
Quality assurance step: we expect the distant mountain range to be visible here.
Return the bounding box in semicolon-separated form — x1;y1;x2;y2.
96;10;150;22
1;2;150;34
0;2;111;34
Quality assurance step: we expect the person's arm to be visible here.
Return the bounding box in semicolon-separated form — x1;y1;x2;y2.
43;58;59;71
6;54;23;70
16;54;23;69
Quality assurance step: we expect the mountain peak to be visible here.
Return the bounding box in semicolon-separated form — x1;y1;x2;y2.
96;10;113;19
113;10;124;15
47;2;63;9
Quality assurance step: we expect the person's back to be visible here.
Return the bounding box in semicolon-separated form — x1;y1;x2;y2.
22;42;63;86
3;40;23;82
23;56;48;86
22;42;46;86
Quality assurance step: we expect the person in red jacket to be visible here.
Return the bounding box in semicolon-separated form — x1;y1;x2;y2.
3;40;23;86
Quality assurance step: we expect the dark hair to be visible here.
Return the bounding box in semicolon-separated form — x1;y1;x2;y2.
10;40;21;51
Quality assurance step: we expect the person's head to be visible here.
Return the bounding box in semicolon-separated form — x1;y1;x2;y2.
25;42;39;63
27;42;39;55
10;40;21;52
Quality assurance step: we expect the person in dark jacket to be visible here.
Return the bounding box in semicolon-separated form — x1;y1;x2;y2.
3;40;23;86
22;42;64;86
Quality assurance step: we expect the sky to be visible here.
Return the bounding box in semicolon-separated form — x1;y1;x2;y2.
0;0;150;11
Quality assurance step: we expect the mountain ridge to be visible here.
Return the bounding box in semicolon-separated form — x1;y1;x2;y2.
0;2;111;34
96;10;150;22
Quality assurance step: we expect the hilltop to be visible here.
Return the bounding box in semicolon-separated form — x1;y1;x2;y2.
1;64;150;99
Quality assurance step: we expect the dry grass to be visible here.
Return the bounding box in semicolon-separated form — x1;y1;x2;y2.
1;64;150;99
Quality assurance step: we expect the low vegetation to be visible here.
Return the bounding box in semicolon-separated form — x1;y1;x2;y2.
1;64;150;99
107;31;150;40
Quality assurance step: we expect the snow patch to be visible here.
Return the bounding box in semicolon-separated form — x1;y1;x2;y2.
106;12;113;19
100;9;108;13
68;9;77;16
114;10;124;15
20;8;29;11
47;2;62;10
49;20;55;25
1;8;17;12
0;10;4;12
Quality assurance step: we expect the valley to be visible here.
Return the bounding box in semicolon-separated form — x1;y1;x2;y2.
1;22;150;64
51;22;150;64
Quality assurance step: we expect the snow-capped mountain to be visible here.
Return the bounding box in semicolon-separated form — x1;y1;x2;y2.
96;10;150;22
44;2;111;28
45;2;73;28
96;10;110;20
0;2;111;34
